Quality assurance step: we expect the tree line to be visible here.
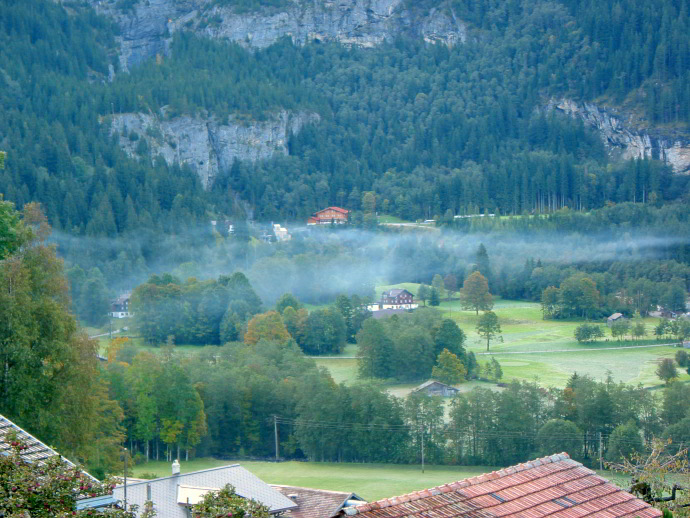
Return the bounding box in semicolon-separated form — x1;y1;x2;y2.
106;334;690;469
0;201;124;478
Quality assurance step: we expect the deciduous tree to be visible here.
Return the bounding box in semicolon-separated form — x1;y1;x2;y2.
276;293;301;314
443;274;457;301
611;319;631;341
656;359;678;384
357;318;394;379
476;311;502;351
432;274;446;300
433;319;466;360
417;284;430;306
461;271;493;315
431;349;467;385
244;311;291;345
536;419;583;460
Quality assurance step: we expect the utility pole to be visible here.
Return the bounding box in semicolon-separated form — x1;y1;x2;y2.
598;432;603;471
420;423;425;474
123;447;128;511
274;415;279;461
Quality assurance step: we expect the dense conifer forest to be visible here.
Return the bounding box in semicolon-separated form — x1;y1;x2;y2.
2;0;689;235
2;1;690;486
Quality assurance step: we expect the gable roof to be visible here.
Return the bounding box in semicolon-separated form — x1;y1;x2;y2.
608;312;624;320
272;485;366;518
0;414;97;481
342;453;661;518
113;464;297;517
413;380;459;392
113;292;131;305
314;207;350;215
383;289;413;298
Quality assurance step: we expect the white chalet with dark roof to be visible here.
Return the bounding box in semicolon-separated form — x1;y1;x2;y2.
380;289;418;310
110;292;133;318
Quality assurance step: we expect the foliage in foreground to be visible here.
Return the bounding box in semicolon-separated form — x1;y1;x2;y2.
0;201;124;476
0;435;133;518
192;485;270;518
609;439;690;516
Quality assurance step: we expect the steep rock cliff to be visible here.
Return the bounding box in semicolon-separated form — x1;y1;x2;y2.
111;110;319;189
550;99;690;174
88;0;465;70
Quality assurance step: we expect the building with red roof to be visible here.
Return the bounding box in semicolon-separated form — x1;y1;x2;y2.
339;453;661;518
307;207;350;225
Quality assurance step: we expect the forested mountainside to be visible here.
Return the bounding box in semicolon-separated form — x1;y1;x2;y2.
1;1;689;267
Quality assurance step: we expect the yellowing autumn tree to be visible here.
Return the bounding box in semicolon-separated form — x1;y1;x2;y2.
244;311;291;345
461;271;493;315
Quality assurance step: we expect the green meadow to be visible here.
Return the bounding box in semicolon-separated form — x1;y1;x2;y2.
130;459;629;502
314;283;685;391
99;283;685;390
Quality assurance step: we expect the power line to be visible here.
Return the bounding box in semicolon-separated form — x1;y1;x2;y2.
274;415;616;439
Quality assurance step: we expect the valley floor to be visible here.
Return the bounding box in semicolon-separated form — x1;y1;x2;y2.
130;458;629;502
316;286;685;390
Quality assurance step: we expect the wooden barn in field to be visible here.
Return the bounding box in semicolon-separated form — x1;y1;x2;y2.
607;312;626;327
412;380;459;397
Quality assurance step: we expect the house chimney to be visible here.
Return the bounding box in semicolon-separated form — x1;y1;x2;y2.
172;459;180;475
288;494;299;500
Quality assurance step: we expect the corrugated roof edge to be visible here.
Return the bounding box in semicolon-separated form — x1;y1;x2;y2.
343;453;572;516
0;414;98;482
116;464;242;488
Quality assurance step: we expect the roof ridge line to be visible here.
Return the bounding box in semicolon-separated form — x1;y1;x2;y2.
346;453;573;515
270;484;354;495
117;463;242;488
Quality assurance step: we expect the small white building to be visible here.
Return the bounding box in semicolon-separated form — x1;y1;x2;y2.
273;223;291;242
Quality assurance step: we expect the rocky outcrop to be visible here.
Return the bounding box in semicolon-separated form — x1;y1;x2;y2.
87;0;465;70
110;110;319;189
549;99;690;174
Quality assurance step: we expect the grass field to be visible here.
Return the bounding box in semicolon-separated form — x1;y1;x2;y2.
100;283;685;390
130;458;629;501
377;215;413;224
315;284;687;390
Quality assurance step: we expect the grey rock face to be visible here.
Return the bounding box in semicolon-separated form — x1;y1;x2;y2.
110;110;319;189
550;99;690;174
87;0;465;70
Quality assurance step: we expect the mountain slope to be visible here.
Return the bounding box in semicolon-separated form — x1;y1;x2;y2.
0;0;689;237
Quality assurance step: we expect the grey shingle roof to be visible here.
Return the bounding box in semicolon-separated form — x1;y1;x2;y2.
0;414;97;481
113;464;298;517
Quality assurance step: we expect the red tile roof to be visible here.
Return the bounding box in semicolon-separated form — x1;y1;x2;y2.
315;207;350;215
340;453;662;518
273;485;365;518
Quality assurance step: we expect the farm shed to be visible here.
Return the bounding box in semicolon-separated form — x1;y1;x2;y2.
412;380;459;397
607;312;626;327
